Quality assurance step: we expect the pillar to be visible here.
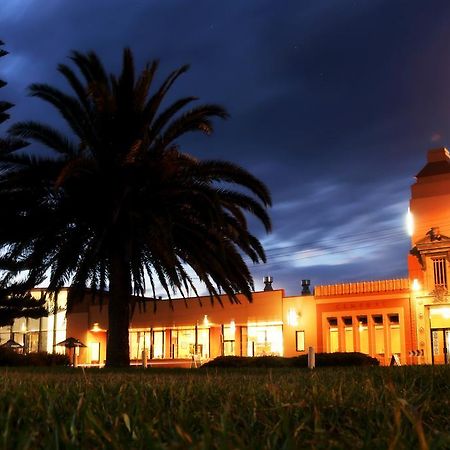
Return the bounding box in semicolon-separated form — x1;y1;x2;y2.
165;329;172;359
338;316;346;352
368;315;375;357
383;314;391;366
352;316;360;353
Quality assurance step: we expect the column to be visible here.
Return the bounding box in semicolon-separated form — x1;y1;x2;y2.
338;317;346;352
368;315;375;357
235;326;241;356
164;329;172;359
383;314;391;366
352;316;360;352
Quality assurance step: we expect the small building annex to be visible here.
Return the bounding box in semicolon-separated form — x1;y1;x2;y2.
1;148;450;366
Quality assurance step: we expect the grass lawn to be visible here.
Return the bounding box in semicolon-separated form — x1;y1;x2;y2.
0;366;449;449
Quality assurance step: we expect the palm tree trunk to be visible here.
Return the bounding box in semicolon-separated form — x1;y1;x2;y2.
105;249;131;367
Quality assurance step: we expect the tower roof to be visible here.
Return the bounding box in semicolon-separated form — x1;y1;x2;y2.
416;148;450;178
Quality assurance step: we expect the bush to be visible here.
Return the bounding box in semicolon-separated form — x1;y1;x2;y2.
0;349;70;366
0;348;22;366
23;352;71;367
291;352;379;367
202;356;289;368
202;352;379;369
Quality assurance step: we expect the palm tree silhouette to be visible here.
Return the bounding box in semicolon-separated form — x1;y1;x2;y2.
0;40;47;328
0;48;271;366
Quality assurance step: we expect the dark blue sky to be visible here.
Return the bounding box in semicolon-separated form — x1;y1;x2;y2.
2;0;450;295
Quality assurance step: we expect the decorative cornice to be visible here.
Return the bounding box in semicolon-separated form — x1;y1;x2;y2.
410;227;450;270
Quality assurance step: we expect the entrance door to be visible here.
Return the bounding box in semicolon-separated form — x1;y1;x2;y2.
430;328;450;364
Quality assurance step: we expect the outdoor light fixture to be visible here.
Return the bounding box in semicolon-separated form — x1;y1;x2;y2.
406;207;414;237
412;279;421;292
229;320;236;334
203;315;209;327
91;322;101;332
287;308;299;326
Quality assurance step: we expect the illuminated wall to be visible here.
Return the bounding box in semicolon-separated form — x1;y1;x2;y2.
5;148;450;366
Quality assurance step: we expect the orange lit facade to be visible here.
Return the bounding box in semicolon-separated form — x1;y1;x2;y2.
1;148;449;366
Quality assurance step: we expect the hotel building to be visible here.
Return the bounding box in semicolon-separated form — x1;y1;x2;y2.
1;148;449;366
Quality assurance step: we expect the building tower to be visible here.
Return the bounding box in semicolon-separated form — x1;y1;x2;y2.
408;148;450;363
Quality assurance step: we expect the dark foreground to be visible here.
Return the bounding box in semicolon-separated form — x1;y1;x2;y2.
0;366;448;449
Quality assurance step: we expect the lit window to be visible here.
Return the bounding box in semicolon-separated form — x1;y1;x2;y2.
247;325;283;356
287;309;299;326
89;342;100;363
329;328;339;352
223;324;236;356
296;331;305;352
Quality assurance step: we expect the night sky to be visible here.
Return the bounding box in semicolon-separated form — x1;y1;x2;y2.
2;0;450;295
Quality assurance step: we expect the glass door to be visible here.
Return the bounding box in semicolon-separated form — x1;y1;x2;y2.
431;328;450;364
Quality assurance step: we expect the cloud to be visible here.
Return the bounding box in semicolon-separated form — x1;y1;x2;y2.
1;0;448;295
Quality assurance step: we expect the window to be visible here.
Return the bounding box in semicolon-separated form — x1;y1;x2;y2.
247;325;283;356
129;331;151;360
25;332;40;353
223;325;235;356
89;342;100;363
390;325;401;354
296;331;305;352
152;331;164;359
357;315;368;354
433;257;448;288
388;314;399;324
344;328;354;352
329;328;339;352
170;328;210;359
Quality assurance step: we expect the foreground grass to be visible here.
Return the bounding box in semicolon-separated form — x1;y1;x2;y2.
0;366;449;449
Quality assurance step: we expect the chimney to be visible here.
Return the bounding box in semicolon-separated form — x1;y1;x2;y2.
301;279;311;295
263;276;273;291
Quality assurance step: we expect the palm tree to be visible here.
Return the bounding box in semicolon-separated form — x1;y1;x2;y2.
0;48;271;367
0;40;47;327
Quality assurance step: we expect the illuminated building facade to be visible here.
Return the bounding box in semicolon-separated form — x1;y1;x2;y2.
1;148;449;365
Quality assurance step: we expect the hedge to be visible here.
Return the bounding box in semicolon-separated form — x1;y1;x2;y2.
0;349;70;366
202;352;379;368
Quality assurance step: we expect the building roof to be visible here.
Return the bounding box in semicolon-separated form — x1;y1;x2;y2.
416;147;450;178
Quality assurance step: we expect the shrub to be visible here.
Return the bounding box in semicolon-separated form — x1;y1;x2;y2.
291;352;379;367
24;352;70;367
202;352;379;369
0;349;70;366
202;356;289;368
0;348;22;366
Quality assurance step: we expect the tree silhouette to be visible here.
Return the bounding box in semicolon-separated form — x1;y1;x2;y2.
0;41;47;327
0;48;271;366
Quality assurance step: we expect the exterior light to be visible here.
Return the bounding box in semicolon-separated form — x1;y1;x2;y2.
91;322;101;332
411;279;421;292
203;315;209;327
406;207;414;237
229;320;236;334
287;308;298;326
